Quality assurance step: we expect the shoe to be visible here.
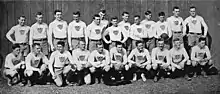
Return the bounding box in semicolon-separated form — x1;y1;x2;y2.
193;73;197;78
141;73;147;82
202;71;208;78
132;73;137;81
27;80;32;87
154;77;158;82
18;82;25;87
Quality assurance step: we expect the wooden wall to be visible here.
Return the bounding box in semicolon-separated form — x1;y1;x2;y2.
0;0;220;69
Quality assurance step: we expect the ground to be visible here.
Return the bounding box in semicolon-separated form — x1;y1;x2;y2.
0;75;220;94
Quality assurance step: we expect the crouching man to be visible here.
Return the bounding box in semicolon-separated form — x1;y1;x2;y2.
3;44;26;86
72;40;92;85
25;43;50;86
109;41;130;82
169;38;191;80
191;37;213;78
151;38;171;82
49;41;76;87
88;42;111;84
128;41;151;82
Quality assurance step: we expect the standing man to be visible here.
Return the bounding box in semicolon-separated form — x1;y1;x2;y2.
151;38;171;82
29;12;49;56
68;11;87;50
48;41;75;87
130;15;145;49
88;42;111;84
99;9;109;28
141;11;156;53
6;16;30;57
191;37;212;78
184;6;208;52
167;6;184;47
103;16;127;49
128;41;151;82
72;40;92;85
25;43;49;86
3;44;25;86
85;14;105;52
169;38;191;80
118;12;132;53
48;10;68;51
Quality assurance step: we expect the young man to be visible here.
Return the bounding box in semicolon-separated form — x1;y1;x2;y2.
154;12;172;39
85;14;105;52
88;42;111;84
68;11;87;50
130;15;145;49
118;12;132;53
99;9;109;28
29;12;49;56
48;10;68;51
151;38;171;82
191;37;212;78
109;41;129;82
169;38;191;80
141;11;156;53
128;41;151;82
184;6;208;50
25;43;49;86
6;16;30;57
167;6;184;46
48;41;75;87
3;44;26;86
72;40;92;85
103;16;127;50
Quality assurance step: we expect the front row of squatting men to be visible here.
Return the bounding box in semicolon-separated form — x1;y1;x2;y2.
3;5;213;86
3;37;213;87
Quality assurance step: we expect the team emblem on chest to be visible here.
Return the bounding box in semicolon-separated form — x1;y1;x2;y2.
145;24;151;29
113;30;119;35
124;26;129;31
19;30;26;35
75;26;81;31
137;28;142;33
160;25;165;30
59;56;66;62
192;20;197;25
174;21;179;25
79;55;85;61
57;24;63;30
37;28;43;33
95;29;101;34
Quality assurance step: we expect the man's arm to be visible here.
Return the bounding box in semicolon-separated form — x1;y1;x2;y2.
181;48;189;63
48;23;54;51
68;23;72;50
88;51;100;67
183;18;189;36
109;49;117;64
205;46;211;60
143;50;151;65
122;49;128;65
29;25;34;46
121;27;128;43
85;25;91;48
102;28;110;43
6;27;16;44
128;50;136;64
42;54;49;65
25;54;40;71
48;52;55;76
104;50;110;65
191;47;200;61
200;17;208;37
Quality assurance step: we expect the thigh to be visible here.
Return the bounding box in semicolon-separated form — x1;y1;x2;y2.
53;39;59;49
71;39;80;50
89;40;96;52
132;40;137;50
41;40;49;55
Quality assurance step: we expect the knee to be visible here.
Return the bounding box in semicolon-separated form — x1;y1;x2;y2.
152;63;158;70
191;61;197;67
186;60;191;65
25;70;33;77
145;64;151;70
104;65;111;72
77;65;83;71
89;67;96;73
41;64;47;71
84;74;91;85
208;60;213;65
55;80;63;87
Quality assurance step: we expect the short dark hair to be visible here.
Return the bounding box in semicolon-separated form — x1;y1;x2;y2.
18;15;26;19
135;40;143;46
93;14;100;19
173;6;180;11
199;37;206;42
134;15;140;19
190;6;196;10
54;9;62;15
36;12;43;16
111;16;118;21
96;42;103;47
145;11;152;15
158;12;165;16
32;43;41;48
100;9;106;14
12;43;20;50
157;38;164;42
57;41;65;47
73;11;80;17
173;38;180;42
116;41;123;47
122;11;129;16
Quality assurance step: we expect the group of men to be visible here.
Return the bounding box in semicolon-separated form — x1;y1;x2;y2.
3;6;216;87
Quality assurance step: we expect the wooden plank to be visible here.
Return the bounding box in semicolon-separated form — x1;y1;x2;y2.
154;0;169;21
45;0;54;24
29;0;46;25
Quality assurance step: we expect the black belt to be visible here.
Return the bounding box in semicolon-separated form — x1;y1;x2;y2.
33;38;47;41
90;39;101;41
54;67;63;69
72;37;84;40
189;32;201;35
54;38;67;40
18;42;28;45
173;32;182;33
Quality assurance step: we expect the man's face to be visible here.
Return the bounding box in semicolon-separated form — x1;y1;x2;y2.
54;12;62;21
190;8;196;17
116;45;123;52
122;14;129;22
97;44;104;53
159;16;165;22
73;14;79;22
137;43;144;51
111;19;118;26
79;41;86;50
173;9;180;17
94;17;101;25
34;45;41;54
99;12;106;20
13;48;20;56
174;41;181;49
36;15;43;24
18;17;25;26
158;41;164;50
57;44;64;53
145;14;152;20
199;41;206;48
134;17;140;24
